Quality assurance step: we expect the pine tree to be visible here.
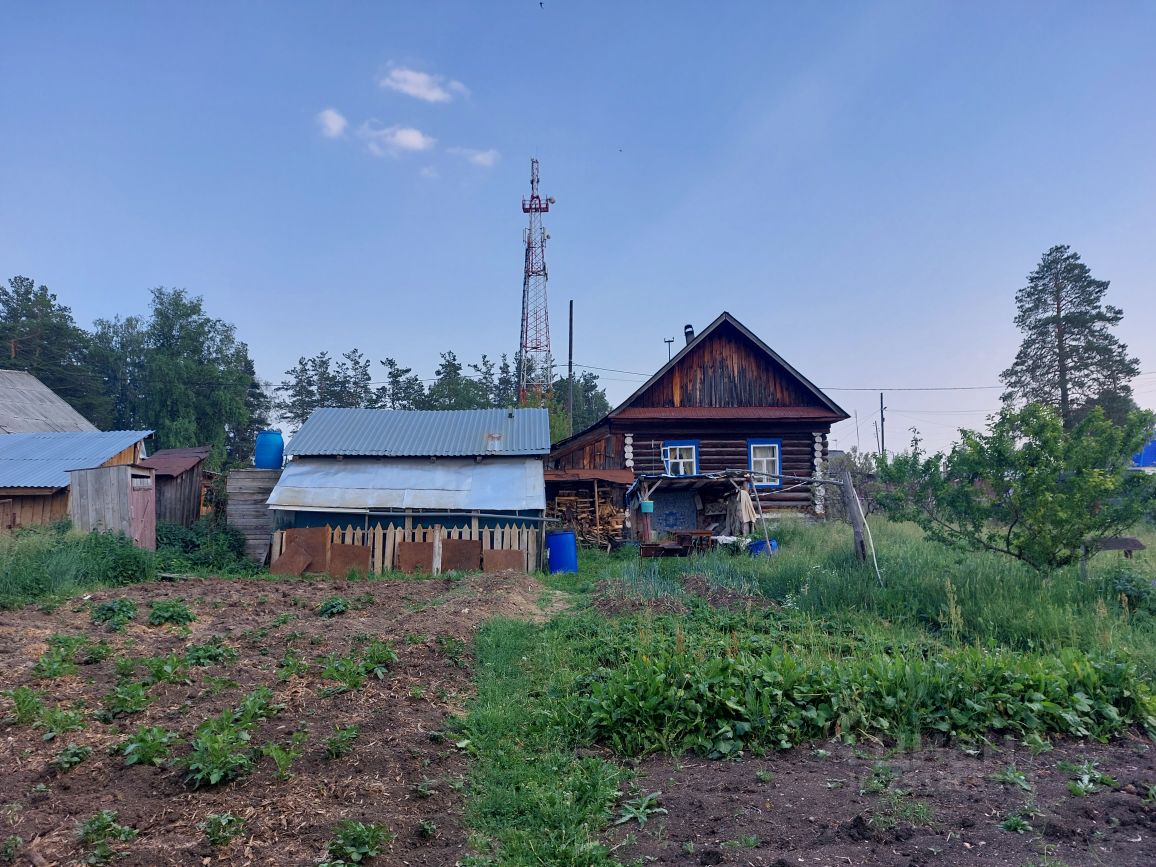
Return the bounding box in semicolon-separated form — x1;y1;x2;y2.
1000;245;1140;427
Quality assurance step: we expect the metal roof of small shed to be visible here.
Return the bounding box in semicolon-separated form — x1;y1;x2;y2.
0;430;153;489
285;408;551;458
139;446;211;477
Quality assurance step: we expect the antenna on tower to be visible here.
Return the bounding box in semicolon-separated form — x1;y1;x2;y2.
518;158;554;404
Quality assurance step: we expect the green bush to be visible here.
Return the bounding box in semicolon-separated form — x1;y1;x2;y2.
156;519;257;575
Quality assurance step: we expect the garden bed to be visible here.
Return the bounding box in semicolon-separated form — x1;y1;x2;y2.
0;572;561;866
606;737;1156;866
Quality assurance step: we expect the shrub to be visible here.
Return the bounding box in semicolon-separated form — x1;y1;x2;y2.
147;599;196;626
79;530;155;586
156;519;256;575
119;726;179;767
90;598;137;632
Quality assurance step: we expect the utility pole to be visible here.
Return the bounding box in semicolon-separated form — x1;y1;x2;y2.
517;158;555;403
663;337;674;360
879;392;886;456
567;299;574;437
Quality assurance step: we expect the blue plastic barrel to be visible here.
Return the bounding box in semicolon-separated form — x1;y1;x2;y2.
254;430;285;469
749;538;779;557
545;529;579;574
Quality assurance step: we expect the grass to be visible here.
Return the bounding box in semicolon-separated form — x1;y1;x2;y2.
461;617;624;865
584;517;1156;670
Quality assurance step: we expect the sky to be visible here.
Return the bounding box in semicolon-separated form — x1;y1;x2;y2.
1;2;1154;452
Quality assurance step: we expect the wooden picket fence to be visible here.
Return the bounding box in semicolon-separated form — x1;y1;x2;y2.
271;520;541;575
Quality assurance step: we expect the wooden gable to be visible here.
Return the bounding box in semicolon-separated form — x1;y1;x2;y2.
614;314;846;415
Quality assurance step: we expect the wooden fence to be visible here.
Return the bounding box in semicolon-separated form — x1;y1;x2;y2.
271;520;541;575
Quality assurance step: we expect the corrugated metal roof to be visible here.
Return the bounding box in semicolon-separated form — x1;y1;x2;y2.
140;446;211;477
0;370;99;433
285;408;551;457
267;457;546;512
0;431;153;489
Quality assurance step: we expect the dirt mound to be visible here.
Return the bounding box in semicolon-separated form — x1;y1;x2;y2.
680;574;776;610
591;580;689;616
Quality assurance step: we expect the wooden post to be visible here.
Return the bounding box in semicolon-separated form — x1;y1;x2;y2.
432;525;443;576
593;478;600;529
840;470;867;562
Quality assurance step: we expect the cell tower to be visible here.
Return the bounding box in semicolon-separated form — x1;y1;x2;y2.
518;158;555;403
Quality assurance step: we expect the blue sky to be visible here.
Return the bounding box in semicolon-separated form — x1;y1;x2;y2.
2;2;1154;450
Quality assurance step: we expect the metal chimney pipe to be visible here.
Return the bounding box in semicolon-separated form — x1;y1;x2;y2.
684;324;695;344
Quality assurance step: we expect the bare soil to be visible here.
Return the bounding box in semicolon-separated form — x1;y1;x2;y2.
605;735;1156;866
0;572;563;866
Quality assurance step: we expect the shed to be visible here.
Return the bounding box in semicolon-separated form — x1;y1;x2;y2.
1136;435;1156;474
0;370;99;433
0;430;152;529
140;446;211;527
68;464;157;550
267;408;550;574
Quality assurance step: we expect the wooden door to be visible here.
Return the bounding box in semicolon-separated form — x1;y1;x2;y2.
129;471;156;550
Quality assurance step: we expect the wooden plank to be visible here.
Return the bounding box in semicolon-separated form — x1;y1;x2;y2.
431;525;443;576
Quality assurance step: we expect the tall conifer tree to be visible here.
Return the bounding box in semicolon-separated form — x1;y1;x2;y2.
1000;245;1140;427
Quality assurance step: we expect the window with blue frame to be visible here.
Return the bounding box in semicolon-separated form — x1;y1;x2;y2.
748;438;782;487
661;440;698;476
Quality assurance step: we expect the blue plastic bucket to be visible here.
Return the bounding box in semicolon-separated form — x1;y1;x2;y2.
545;529;579;574
749;538;779;557
254;430;284;469
639;500;654;514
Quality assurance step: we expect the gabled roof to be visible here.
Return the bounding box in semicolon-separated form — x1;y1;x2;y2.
139;446;211;477
0;370;99;433
286;408;551;458
0;430;153;489
610;312;847;420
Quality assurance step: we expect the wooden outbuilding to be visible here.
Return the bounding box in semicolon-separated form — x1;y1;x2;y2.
0;430;152;530
68;464;157;550
549;312;850;538
140;446;211;527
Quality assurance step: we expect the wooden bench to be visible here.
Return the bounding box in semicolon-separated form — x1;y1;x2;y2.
1099;537;1146;559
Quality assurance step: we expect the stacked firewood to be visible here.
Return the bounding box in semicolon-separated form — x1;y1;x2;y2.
547;487;625;547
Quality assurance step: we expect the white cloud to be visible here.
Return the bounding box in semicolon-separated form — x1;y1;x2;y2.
358;122;437;157
315;107;348;138
379;66;468;103
419;165;440;179
450;147;500;168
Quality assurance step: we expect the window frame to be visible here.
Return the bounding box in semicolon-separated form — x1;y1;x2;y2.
661;439;699;476
748;438;783;488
